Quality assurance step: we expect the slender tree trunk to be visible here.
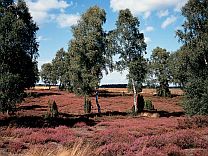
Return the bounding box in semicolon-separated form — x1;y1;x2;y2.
96;91;101;113
132;78;137;113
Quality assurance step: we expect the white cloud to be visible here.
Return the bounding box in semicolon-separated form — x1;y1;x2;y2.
110;0;188;16
144;11;151;19
144;36;151;44
158;10;169;18
37;36;49;42
25;0;79;27
175;1;188;12
56;13;80;28
161;15;177;29
145;26;154;32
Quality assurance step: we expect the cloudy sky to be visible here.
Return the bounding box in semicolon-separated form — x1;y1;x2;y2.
25;0;187;84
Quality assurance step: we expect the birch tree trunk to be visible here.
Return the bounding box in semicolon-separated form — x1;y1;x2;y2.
132;78;137;113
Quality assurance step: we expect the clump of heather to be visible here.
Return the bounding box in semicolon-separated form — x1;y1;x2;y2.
177;116;208;129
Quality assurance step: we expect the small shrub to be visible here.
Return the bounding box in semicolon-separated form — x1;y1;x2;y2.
156;86;171;97
45;100;59;118
144;100;154;110
177;116;208;129
84;96;91;114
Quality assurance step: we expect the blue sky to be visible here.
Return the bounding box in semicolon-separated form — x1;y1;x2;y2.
25;0;187;84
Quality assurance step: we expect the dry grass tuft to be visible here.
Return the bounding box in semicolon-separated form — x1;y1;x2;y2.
25;140;94;156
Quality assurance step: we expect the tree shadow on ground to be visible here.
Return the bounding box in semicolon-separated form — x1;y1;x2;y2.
26;92;61;98
18;105;47;111
158;111;185;117
0;115;97;128
0;110;185;128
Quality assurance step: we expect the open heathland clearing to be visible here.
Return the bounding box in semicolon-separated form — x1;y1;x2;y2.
0;89;208;156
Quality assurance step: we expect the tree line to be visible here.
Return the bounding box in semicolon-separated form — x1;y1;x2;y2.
1;0;207;115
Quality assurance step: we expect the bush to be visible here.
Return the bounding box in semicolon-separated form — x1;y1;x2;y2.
132;94;145;114
183;77;208;115
0;72;24;113
84;96;91;114
156;86;171;97
45;100;59;118
144;100;155;110
177;116;208;129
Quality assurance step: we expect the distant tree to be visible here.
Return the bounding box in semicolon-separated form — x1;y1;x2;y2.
176;0;208;115
145;59;157;88
168;47;189;88
150;47;171;97
68;6;107;112
112;9;147;113
52;48;70;90
0;0;39;113
40;63;57;89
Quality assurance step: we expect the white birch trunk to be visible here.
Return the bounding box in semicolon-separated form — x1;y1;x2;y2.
132;78;137;113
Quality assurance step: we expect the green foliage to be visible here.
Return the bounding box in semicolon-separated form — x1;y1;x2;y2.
144;100;154;110
69;6;107;96
0;72;24;113
150;47;171;97
0;0;39;112
168;47;189;88
84;96;92;114
112;9;147;112
183;77;208;115
45;100;59;118
156;86;171;97
176;0;208;115
40;63;57;89
52;48;71;90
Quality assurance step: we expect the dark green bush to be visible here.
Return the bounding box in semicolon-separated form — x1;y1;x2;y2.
156;86;171;97
0;72;24;113
144;100;154;110
183;77;208;115
45;100;59;118
132;94;144;114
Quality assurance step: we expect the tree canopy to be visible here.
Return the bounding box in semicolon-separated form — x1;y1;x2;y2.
150;47;171;97
68;6;107;96
176;0;208;115
0;0;39;113
112;9;147;112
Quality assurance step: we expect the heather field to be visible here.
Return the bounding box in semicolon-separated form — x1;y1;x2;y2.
0;89;208;156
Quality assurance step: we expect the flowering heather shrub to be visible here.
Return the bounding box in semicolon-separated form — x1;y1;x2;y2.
73;122;87;128
139;147;165;156
97;143;131;156
17;126;75;145
93;128;135;147
146;130;208;149
8;141;27;153
177;116;208;129
163;144;185;156
12;128;33;137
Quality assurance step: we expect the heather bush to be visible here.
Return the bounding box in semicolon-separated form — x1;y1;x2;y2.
146;130;208;150
98;143;131;156
144;100;154;110
177;116;208;129
84;96;91;114
8;141;27;153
